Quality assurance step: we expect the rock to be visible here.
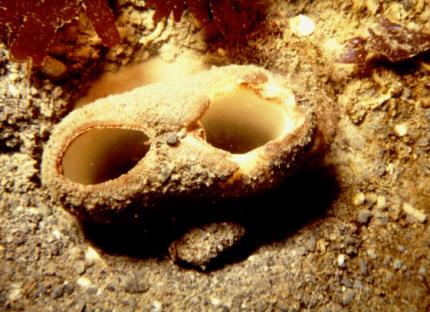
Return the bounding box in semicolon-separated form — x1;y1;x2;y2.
84;247;101;267
74;301;87;312
366;193;378;205
418;266;427;277
420;96;430;108
75;262;86;275
375;195;387;210
169;222;246;270
151;300;162;311
105;284;116;292
359;259;368;276
166;133;179;146
68;246;83;261
305;236;317;252
383;256;392;269
352;192;366;206
0;292;6;305
393;259;402;270
366;0;380;14
123;298;137;310
357;209;371;224
353;280;363;289
341;277;352;288
51;286;64;299
123;276;149;294
341;289;355;306
210;297;221;306
76;277;93;289
7;283;23;302
63;283;75;296
366;248;377;259
289;15;316;37
337;254;346;268
402;202;427;223
394;123;408;137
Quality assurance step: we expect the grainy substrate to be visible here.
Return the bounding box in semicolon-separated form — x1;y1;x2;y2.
1;1;429;311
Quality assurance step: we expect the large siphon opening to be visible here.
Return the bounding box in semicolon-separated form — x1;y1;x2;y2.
61;128;150;185
200;88;289;154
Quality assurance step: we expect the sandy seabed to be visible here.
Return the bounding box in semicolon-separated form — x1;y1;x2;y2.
1;1;430;311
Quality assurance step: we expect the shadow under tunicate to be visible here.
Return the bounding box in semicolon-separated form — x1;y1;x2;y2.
80;164;340;269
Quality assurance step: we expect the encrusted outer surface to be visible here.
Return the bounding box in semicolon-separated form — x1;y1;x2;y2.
41;65;316;223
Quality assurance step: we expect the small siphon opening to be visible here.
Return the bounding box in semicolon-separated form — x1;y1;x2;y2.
61;128;150;185
200;89;288;154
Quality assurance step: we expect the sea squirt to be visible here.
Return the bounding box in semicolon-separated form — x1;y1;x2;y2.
41;65;316;223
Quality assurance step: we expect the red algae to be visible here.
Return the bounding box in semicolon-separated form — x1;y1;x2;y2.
0;0;265;66
340;18;430;74
0;0;120;66
83;0;121;48
145;0;265;40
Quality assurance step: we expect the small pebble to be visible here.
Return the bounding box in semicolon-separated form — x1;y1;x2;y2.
210;297;221;306
366;0;380;14
402;88;412;99
52;229;61;240
305;236;316;252
341;289;355;306
402;202;427;223
377;214;389;225
166;133;179;146
8;84;19;97
397;245;405;253
366;193;378;205
341;277;352;288
151;300;162;312
7;284;22;302
294;246;307;257
169;222;246;270
420;96;430;108
86;287;98;295
317;239;327;254
63;283;74;296
123;298;137;310
74;301;86;312
376;195;387;210
106;284;116;292
160;166;173;183
68;246;82;261
359;259;368;276
75;262;86;275
357;209;371;224
84;247;101;267
51;286;64;299
418;266;427;277
383;256;392;268
367;248;377;259
352;192;366;206
123;276;149;294
337;254;346;268
289;15;316;37
394;123;408;137
353;280;363;289
393;259;402;270
76;277;93;288
177;128;187;139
